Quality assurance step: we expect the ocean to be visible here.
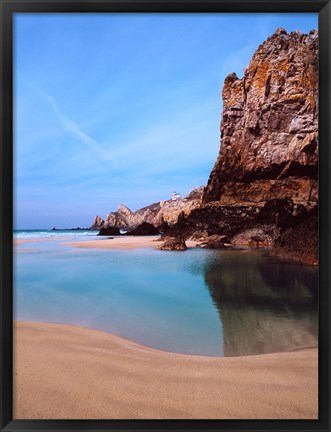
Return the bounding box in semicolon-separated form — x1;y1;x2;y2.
14;230;318;356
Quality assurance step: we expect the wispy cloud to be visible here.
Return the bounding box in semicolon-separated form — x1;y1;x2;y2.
15;14;318;228
38;89;118;167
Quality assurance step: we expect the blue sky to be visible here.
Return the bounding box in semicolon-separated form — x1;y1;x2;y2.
14;13;317;229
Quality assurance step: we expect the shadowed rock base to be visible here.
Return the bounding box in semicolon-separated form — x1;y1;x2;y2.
125;222;160;236
97;226;121;236
157;238;187;251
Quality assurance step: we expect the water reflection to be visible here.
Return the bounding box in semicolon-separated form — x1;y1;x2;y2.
203;250;318;356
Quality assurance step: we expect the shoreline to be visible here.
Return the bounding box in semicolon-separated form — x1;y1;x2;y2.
15;235;184;250
65;235;200;250
14;238;59;246
14;236;318;266
65;235;165;250
14;321;318;419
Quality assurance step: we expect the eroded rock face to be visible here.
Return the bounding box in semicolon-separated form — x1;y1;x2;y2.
272;211;318;265
163;28;318;263
125;222;160;236
162;199;307;241
93;187;205;230
104;205;134;229
155;192;203;227
204;28;318;207
157;238;187;251
92;215;105;230
231;227;280;248
199;235;229;249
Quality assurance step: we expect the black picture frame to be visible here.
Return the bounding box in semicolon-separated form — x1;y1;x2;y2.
1;0;330;431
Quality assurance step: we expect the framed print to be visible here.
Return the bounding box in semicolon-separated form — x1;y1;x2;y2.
1;0;330;431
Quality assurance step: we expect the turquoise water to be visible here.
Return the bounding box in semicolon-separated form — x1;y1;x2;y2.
14;232;318;357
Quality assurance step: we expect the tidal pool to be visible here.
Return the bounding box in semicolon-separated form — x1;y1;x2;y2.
14;237;318;356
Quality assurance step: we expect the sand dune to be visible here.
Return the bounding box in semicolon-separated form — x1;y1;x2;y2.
14;321;318;419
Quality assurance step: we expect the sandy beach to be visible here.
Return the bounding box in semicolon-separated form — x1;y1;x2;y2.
65;236;199;250
14;321;318;419
14;238;55;246
14;235;189;250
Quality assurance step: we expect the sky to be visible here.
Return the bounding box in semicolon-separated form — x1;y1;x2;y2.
14;12;318;229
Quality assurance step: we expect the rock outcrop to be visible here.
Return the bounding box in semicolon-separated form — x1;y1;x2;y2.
199;234;229;249
92;187;205;231
157;238;187;251
91;29;318;264
97;226;121;236
124;222;160;236
164;28;318;264
155;187;205;226
272;209;318;265
103;205;135;229
204;28;318;207
91;215;105;229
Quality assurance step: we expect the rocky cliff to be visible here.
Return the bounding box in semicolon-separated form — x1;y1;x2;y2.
92;187;205;231
204;27;318;206
164;28;318;264
91;29;318;263
91;215;105;230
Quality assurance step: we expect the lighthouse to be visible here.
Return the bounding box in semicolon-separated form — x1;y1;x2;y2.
171;191;181;201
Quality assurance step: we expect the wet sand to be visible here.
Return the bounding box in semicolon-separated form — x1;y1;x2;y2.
14;238;54;246
65;236;199;250
14;321;318;419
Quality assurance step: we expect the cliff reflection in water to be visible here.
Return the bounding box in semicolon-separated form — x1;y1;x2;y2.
203;250;318;357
